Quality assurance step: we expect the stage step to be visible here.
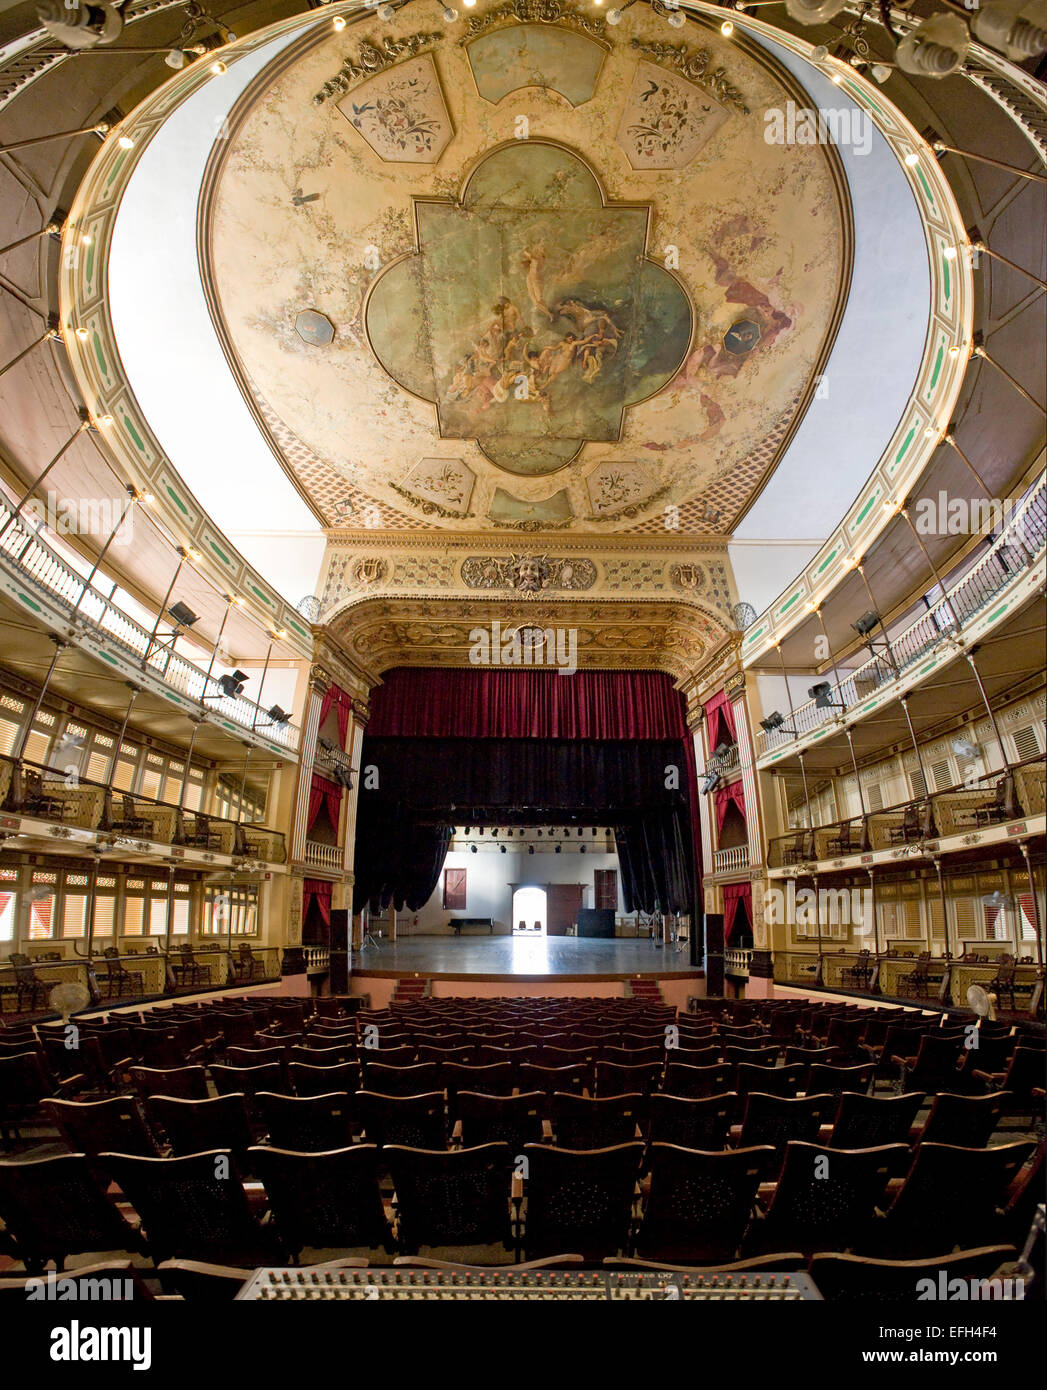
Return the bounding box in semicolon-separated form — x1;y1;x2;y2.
392;977;430;1004
628;979;665;1004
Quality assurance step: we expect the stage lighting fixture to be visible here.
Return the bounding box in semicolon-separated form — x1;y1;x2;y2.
168;601;198;628
759;711;797;735
528;845;534;854
712;742;733;760
265;705;289;726
537;829;543;836
217;670;248;698
577;827;583;836
700;773;720;795
500;845;506;854
853;611;880;637
580;845;586;854
491;828;497;837
809;681;843;709
555;845;561;853
471;845;477;853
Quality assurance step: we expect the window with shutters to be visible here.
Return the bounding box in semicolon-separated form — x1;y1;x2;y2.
181;767;206;813
27;872;56;939
162;761;184;805
22;709;56;767
85;732;115;784
865;784;884;811
140;755;165;800
93;878;117;940
1012;724;1041;763
112;743;139;793
60;873;90;938
0;694;26;758
170;888;191;936
123;879;146;936
202;884;258;936
909;766;928;798
952;897;978;941
926;894;946;944
1017;893;1039;942
0;867;18;943
930;759;953;792
443;868;467;910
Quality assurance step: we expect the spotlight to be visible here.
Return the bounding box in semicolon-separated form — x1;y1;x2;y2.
471;844;477;853
853;611;880;638
580;844;586;854
265;705;289;726
463;825;471;835
217;670;248;698
491;828;497;837
168;601;198;629
528;845;535;855
699;773;720;795
537;829;543;837
500;844;506;854
759;711;795;734
555;845;562;853
577;827;583;837
809;681;843;710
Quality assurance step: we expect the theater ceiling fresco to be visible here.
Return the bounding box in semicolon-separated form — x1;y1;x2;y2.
204;3;852;536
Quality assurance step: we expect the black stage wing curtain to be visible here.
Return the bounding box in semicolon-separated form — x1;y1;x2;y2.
353;737;695;915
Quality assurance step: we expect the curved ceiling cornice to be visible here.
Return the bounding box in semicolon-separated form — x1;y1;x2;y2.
324;592;731;684
200;7;853;534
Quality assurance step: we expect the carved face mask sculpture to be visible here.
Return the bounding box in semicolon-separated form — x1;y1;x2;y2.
514;557;545;592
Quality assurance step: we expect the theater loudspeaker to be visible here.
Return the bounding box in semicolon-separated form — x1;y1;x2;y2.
704;912;725;997
329;909;350;993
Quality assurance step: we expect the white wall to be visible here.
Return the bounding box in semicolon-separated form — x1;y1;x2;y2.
402;848;625;936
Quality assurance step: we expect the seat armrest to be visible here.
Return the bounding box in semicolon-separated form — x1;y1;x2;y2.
541;1119;554;1142
511;1172;524;1200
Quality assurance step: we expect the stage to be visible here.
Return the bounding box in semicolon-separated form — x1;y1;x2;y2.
349;935;702;981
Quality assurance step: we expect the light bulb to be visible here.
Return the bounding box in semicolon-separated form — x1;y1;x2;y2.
333;14;347;28
667;10;686;26
210;60;227;75
442;5;457;17
164;49;186;69
904;151;920;167
75;326;89;340
117;135;134;150
721;19;734;35
607;6;623;20
943;245;958;259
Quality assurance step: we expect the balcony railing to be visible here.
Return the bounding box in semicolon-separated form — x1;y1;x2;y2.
304;840;343;871
768;756;1045;868
756;474;1047;758
713;844;750;874
724;948;753;978
304;945;331;973
0;496;298;750
0;754;286;862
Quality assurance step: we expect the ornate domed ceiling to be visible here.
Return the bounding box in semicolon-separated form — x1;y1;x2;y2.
203;3;852;536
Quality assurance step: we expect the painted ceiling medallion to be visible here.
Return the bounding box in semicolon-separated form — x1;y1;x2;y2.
294;309;335;346
313;31;444;106
462;0;607;42
465;23;609;107
365;142;693;477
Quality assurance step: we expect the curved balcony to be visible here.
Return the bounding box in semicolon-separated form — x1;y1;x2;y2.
767;757;1045;871
756;476;1047;762
0;496;298;753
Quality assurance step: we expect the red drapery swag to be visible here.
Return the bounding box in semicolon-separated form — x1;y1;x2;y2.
723;882;752;942
320;684;352;748
713;781;747;833
303;878;332;927
367;669;687;740
703;688;737;752
308;772;343;832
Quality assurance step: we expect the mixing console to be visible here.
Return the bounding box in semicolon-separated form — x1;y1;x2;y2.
237;1267;821;1300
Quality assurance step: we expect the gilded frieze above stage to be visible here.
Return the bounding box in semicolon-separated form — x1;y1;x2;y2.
204;6;852;536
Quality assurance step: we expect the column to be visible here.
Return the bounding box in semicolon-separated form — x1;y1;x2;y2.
732;684;764;868
691;721;714;880
291;676;326;863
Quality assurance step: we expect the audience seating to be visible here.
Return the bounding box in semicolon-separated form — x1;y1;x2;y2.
145;1094;254;1164
386;1143;515;1255
522;1142;644;1261
634;1144;775;1264
809;1245;1018;1301
256;1091;355;1152
47;1096;160;1158
250;1145;391;1260
0;1152;143;1273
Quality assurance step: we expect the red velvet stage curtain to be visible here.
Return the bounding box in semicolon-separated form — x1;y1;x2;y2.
704;689;737;750
714;781;746;832
308;773;342;831
303;878;332;927
723;882;751;942
320;684;352;746
367;669;687;740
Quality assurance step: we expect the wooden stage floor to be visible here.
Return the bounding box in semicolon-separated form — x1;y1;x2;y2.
350;935;702;980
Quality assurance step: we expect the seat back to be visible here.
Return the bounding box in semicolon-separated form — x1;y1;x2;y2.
636;1144;774;1264
550;1092;644;1149
809;1245;1019;1301
257;1092;355;1152
129;1065;209;1101
522;1142;644;1261
101;1150;268;1264
356;1091;447;1149
46;1096;159;1158
739;1093;837;1157
596;1061;662;1098
363;1062;440;1097
919;1091;1009;1149
211;1062;285;1099
733;1063;804;1099
663;1062;733;1099
882;1141;1037;1258
250;1145;388;1256
646;1092;735;1151
457;1091;544;1150
829;1091;926;1150
0;1153;138;1269
805;1063;874;1097
385;1143;514;1250
146;1094;254;1160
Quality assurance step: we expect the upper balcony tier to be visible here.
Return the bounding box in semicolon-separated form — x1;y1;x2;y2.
755;475;1046;769
0;495;299;756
